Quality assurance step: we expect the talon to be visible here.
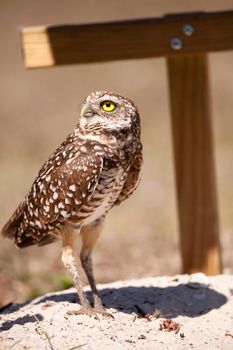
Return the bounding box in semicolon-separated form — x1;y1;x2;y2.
93;305;115;319
95;308;114;319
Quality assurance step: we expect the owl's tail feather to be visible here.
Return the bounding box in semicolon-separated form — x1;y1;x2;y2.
15;234;58;248
1;203;25;240
1;202;59;248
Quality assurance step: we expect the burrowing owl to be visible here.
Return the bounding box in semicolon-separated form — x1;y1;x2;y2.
1;91;142;316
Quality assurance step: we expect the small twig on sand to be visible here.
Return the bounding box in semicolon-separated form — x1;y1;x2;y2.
9;338;22;348
33;313;86;350
33;314;55;350
67;345;87;350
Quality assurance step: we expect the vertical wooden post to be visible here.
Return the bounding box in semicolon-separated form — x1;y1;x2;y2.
167;53;222;275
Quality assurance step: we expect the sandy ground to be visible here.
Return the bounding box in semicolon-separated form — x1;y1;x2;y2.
0;274;233;350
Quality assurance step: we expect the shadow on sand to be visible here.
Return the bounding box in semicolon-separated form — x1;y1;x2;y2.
0;282;228;331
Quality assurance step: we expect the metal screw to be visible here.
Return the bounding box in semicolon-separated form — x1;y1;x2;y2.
170;38;183;50
183;24;194;36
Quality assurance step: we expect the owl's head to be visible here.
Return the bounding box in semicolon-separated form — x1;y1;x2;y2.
79;91;140;134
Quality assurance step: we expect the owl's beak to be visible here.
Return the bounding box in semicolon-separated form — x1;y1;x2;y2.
81;104;94;118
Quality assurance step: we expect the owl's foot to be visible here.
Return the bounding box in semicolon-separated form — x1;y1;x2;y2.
92;305;114;319
65;305;114;319
66;306;100;319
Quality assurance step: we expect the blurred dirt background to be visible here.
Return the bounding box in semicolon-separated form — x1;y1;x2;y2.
0;0;233;305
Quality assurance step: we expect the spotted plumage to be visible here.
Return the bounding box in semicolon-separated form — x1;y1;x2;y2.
1;91;143;316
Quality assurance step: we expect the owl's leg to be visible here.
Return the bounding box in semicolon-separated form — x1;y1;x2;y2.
61;224;92;315
80;217;112;317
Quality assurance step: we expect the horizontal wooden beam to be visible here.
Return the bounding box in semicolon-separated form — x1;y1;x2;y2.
21;10;233;68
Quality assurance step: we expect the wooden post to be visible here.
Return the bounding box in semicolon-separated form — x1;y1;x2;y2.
167;53;222;275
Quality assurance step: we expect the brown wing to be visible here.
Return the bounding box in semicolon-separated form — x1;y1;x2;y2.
115;144;143;205
1;141;103;248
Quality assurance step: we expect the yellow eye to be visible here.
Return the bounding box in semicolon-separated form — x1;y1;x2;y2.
101;100;116;112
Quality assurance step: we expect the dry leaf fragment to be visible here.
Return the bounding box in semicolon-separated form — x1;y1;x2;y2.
159;319;181;334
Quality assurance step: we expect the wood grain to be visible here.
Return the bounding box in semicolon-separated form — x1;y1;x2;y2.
167;53;222;275
20;10;233;68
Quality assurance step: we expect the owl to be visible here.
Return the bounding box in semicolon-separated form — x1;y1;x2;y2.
1;91;143;317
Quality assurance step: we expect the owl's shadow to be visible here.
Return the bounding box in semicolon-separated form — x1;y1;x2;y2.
0;283;228;332
43;283;227;318
3;283;227;319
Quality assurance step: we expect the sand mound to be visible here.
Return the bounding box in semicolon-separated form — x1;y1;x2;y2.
0;274;233;349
